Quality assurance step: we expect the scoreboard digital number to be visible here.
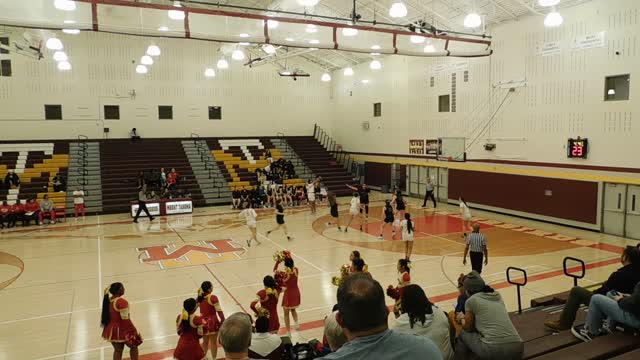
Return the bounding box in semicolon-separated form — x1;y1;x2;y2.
567;138;588;159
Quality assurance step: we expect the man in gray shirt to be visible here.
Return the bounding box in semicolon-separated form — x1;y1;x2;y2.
320;273;442;360
454;271;523;360
133;184;155;223
421;177;437;208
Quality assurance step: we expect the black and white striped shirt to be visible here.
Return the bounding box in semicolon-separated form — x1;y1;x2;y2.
466;232;486;253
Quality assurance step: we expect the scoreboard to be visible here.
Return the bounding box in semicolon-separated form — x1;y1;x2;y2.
567;138;588;159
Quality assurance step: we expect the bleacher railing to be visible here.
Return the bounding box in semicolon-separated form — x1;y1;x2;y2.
314;124;358;180
563;256;586;287
506;267;528;314
275;132;313;180
76;135;89;190
190;134;225;198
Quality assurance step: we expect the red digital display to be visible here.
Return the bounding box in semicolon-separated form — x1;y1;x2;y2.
568;138;588;159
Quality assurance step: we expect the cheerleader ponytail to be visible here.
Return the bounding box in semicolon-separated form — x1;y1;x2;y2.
263;275;277;291
101;282;123;328
197;281;213;303
181;298;197;331
404;213;413;234
284;257;294;269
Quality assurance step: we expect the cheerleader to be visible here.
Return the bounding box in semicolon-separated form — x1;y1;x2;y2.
401;213;415;260
266;199;292;241
459;197;472;235
239;203;261;247
101;282;140;360
379;200;395;239
326;193;341;230
197;281;225;360
387;259;411;318
344;192;361;232
173;298;205;360
278;257;301;334
250;275;280;333
349;251;369;274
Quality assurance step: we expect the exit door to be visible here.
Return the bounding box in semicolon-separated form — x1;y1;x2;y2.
603;183;626;237
626;185;640;240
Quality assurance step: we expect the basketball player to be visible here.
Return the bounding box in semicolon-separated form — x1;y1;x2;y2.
346;183;371;224
266;199;292;241
239;202;260;247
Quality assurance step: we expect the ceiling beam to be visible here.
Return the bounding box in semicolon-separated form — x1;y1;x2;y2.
486;0;519;19
511;0;543;15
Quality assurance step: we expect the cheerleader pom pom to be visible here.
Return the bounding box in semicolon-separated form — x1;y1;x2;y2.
273;250;292;263
331;275;343;287
256;307;271;319
386;286;399;300
125;333;143;347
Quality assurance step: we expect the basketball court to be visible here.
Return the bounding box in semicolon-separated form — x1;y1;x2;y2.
0;193;634;359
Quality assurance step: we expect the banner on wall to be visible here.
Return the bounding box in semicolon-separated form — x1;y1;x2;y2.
573;31;606;50
409;139;425;155
538;41;562;57
451;61;469;72
430;62;469;76
430;64;449;76
425;139;439;155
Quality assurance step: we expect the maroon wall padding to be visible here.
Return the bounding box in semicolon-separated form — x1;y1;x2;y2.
365;162;392;187
399;165;407;191
448;169;598;224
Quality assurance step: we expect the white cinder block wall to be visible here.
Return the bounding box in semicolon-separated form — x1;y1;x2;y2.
330;0;638;168
0;29;333;139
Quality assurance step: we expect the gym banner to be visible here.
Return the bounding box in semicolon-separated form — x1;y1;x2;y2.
409;139;425;155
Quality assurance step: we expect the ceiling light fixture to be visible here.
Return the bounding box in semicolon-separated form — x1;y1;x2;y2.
370;60;382;70
266;20;279;29
423;44;436;53
371;45;381;50
238;42;250;46
464;13;482;28
135;64;148;74
232;49;245;61
158;26;169;32
371;52;381;56
298;0;320;6
63;20;75;24
410;35;426;44
344;67;354;76
57;61;72;71
62;29;80;35
389;2;408;18
544;11;563;27
141;55;154;65
306;24;318;33
217;58;229;69
262;44;277;54
204;68;216;78
321;73;332;82
538;0;560;6
342;28;358;37
53;51;68;62
46;38;63;50
607;88;616;95
146;45;161;56
54;0;76;11
168;1;185;21
281;70;292;76
239;33;250;38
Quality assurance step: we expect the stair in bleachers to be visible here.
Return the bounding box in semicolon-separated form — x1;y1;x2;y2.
283;136;355;196
181;140;231;206
66;142;102;214
271;138;314;182
99;139;204;214
0;142;69;209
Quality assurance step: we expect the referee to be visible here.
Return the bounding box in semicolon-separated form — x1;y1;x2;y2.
463;224;488;274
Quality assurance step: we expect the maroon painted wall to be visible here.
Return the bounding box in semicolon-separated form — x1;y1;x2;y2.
364;162;391;187
448;169;598;224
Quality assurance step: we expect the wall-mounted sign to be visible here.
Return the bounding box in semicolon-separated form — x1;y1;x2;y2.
538;41;562;57
567;138;589;159
430;62;469;76
409;139;425;154
425;139;440;155
573;31;606;50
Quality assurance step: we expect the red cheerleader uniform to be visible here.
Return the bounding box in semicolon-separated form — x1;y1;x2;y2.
397;271;411;299
199;293;225;334
250;288;280;332
102;296;139;343
282;268;301;309
173;314;205;360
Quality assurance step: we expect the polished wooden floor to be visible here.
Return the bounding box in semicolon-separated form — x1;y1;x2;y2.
0;192;636;360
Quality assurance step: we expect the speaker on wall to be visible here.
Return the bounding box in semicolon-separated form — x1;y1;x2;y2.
104;128;110;133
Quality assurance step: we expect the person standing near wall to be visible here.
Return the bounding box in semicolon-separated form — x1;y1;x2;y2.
463;224;488;274
421;177;437;208
73;187;86;218
133;185;154;223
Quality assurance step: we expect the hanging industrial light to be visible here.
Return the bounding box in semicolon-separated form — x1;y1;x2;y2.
321;73;332;82
204;68;216;78
544;11;563;27
389;2;408;18
370;60;382;70
217;58;229;69
344;67;354;76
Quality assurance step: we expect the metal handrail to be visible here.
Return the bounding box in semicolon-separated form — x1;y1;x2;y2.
506;267;528;314
563;257;586;287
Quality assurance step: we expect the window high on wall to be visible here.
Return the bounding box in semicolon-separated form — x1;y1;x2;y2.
373;102;382;117
438;95;450;112
208;106;222;120
159;105;173;120
44;105;62;120
104;105;120;120
605;74;630;101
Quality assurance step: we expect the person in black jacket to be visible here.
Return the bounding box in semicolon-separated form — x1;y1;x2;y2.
545;245;640;331
572;281;640;341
